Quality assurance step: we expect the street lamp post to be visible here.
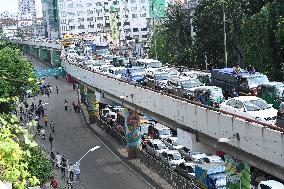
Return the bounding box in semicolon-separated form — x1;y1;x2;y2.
222;1;228;68
77;146;100;164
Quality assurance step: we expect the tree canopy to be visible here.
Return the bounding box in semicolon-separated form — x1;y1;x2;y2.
148;0;284;80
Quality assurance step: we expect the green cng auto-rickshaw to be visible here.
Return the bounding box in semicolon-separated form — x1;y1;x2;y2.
257;82;284;109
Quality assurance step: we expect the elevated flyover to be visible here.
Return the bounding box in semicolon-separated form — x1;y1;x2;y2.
9;39;284;179
62;60;284;180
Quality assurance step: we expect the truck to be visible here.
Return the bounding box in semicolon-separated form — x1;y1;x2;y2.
211;68;269;97
195;162;226;189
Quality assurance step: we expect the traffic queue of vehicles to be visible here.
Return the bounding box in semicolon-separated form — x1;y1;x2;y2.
100;104;226;189
63;44;284;127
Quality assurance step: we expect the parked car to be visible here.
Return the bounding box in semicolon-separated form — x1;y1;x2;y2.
145;139;169;158
178;147;191;161
160;150;186;169
258;180;284;189
108;67;127;79
166;77;203;98
145;71;170;90
189;151;207;162
148;123;172;139
219;96;277;124
202;155;223;163
176;162;196;179
163;137;183;150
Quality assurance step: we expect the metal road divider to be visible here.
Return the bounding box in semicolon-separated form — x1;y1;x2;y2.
136;150;200;189
96;118;200;189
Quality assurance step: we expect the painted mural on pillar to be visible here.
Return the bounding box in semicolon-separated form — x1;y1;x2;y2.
225;154;251;189
124;107;141;147
91;91;100;118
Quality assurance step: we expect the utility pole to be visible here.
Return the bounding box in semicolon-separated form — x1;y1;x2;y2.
223;1;228;68
151;0;158;60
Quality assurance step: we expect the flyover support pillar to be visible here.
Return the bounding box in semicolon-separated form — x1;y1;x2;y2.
124;107;141;159
51;50;61;67
86;89;100;124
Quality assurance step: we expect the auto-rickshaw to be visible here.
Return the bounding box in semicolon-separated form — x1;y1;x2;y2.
257;82;284;109
193;86;224;107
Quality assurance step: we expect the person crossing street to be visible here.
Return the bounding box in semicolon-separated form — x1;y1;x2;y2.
49;134;54;149
44;115;48;127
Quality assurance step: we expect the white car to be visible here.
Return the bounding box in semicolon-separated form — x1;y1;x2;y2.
163;137;183;150
258;180;284;189
85;60;105;71
145;139;169;158
190;151;207;162
219;96;277;124
160;150;186;169
108;67;127;79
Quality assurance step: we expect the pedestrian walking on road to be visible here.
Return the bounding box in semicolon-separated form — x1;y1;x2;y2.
64;100;68;111
61;157;67;178
49;134;54;149
56;86;59;94
50;152;55;167
68;164;74;182
40;128;46;140
50;121;55;132
72;101;75;111
44;115;48;127
72;83;76;90
73;162;80;180
50;176;58;189
56;152;62;168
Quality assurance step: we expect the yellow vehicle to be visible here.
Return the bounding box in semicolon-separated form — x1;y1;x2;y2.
61;34;79;47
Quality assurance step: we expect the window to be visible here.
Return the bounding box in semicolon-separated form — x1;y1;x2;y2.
87;17;93;21
105;16;109;20
67;4;73;8
140;0;145;3
87;10;93;15
96;17;103;21
140;13;146;17
78;25;85;29
86;3;92;7
132;14;137;18
77;11;83;16
133;28;139;32
131;7;137;11
226;100;236;107
131;0;136;3
141;27;147;31
234;101;244;109
88;25;94;28
96;2;102;6
67;12;75;16
78;18;84;22
142;34;147;38
76;4;83;8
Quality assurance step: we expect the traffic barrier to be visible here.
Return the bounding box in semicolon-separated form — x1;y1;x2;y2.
137;150;200;189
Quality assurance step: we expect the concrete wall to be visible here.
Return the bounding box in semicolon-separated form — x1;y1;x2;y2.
10;39;61;50
62;62;284;172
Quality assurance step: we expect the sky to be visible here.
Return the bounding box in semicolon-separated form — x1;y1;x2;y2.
0;0;18;14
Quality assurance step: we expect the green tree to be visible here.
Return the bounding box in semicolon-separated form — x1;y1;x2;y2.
0;44;37;113
0;115;40;188
149;3;192;66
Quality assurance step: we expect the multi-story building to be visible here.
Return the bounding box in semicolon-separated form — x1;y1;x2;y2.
42;0;60;38
57;0;96;38
94;0;150;47
18;0;43;36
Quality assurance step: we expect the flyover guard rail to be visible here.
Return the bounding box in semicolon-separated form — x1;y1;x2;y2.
96;118;200;189
62;61;284;173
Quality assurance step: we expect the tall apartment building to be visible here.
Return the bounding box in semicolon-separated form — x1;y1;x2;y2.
57;0;96;38
94;0;150;46
42;0;60;38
